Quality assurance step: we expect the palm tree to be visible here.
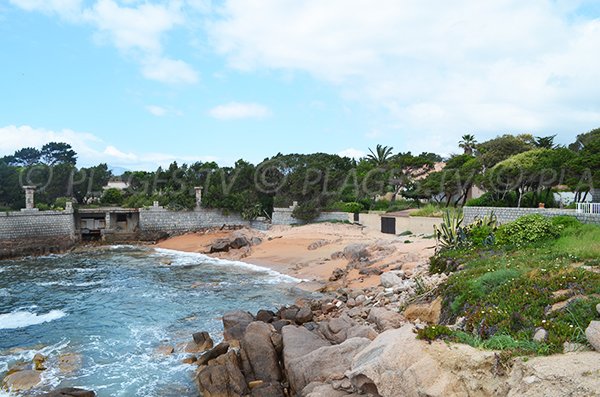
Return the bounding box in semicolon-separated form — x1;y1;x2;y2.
459;134;477;156
367;144;394;166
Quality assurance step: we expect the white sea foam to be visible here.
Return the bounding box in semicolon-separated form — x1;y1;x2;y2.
0;288;9;297
153;248;303;283
36;281;103;287
0;309;67;330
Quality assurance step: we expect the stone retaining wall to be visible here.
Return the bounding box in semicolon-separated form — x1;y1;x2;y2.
271;208;350;225
138;207;269;239
463;206;600;225
0;209;78;259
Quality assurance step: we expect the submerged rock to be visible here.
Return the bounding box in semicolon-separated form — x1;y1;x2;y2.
2;370;42;391
41;388;96;397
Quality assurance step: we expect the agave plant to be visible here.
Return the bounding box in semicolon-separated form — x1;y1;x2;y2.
434;210;467;251
469;211;498;231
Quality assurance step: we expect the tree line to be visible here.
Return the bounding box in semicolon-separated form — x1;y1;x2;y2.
0;127;598;217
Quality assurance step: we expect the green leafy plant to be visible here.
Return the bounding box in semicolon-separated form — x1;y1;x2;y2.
434;210;467;250
496;214;559;247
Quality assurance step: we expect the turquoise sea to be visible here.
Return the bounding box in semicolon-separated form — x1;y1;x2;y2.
0;246;302;396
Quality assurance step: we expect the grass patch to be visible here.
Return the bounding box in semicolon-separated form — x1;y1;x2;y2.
411;204;461;218
551;224;600;260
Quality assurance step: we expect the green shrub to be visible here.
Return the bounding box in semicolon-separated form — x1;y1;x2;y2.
417;325;453;341
292;201;321;222
100;188;124;206
550;216;582;231
35;203;50;211
342;201;363;213
496;214;559;247
53;197;71;210
467;225;496;247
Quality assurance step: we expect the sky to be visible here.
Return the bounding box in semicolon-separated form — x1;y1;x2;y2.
1;0;600;171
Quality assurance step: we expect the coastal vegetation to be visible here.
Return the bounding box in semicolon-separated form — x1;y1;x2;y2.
424;212;600;356
0;127;599;218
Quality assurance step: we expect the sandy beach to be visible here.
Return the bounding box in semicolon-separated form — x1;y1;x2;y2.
155;223;437;290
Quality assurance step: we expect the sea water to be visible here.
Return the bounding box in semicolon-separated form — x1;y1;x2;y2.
0;246;304;396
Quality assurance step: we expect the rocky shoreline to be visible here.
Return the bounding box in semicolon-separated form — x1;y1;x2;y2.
179;289;599;397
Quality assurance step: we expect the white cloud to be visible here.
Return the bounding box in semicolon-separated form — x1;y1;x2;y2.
0;125;216;170
103;145;137;161
338;148;365;159
146;105;168;117
8;0;82;19
141;57;199;84
208;0;600;144
10;0;198;85
209;102;271;120
83;0;182;53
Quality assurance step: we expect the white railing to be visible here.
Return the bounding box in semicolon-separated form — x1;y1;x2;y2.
577;203;600;214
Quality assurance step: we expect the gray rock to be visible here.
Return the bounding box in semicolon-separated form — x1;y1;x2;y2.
584;320;600;351
379;272;403;288
40;389;95;397
256;309;276;323
532;328;547;343
223;310;254;341
240;322;281;383
280;307;299;321
286;337;371;395
367;307;405;332
192;331;214;352
343;244;369;262
319;315;356;344
272;319;293;333
197;350;248;397
282;325;330;366
295;307;313;324
197;342;230;366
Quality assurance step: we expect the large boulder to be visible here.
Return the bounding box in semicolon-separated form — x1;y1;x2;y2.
41;388;96;397
346;325;508;397
286;337;371;395
282;325;330;365
210;239;232;253
2;370;42;391
196;350;249;397
343;244;369;263
240;322;282;384
223;310;254;341
507;352;600;396
584;321;600;351
366;307;405;332
319;314;377;344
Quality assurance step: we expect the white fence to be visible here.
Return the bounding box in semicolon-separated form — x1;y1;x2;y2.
577;203;600;214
